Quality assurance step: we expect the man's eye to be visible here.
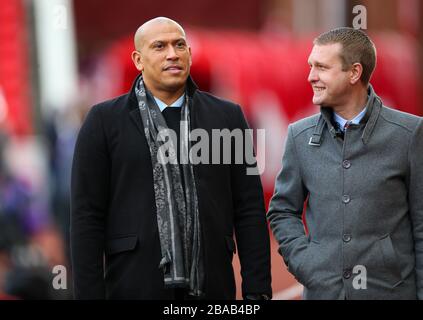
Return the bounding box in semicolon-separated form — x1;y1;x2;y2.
154;43;164;49
176;42;186;48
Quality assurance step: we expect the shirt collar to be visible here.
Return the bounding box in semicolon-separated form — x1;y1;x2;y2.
154;93;185;112
334;106;367;131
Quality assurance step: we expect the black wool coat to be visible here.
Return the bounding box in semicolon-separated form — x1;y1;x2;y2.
70;76;272;299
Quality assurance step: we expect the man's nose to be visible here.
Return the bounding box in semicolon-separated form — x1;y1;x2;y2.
166;45;178;60
308;68;318;83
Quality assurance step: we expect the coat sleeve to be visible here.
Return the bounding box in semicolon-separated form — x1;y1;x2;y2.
70;105;110;299
230;105;272;299
267;125;310;285
409;118;423;299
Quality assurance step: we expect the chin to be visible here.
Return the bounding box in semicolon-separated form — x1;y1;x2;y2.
165;76;187;87
313;93;329;106
312;98;323;106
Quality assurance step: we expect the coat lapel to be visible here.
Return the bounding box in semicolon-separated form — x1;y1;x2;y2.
127;74;146;138
126;74;199;139
129;108;146;137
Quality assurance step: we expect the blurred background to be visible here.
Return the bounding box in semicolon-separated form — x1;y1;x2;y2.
0;0;422;299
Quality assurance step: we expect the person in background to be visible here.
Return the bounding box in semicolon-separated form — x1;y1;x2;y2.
71;17;271;300
268;27;423;299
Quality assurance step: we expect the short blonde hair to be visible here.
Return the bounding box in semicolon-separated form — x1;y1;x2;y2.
314;27;377;85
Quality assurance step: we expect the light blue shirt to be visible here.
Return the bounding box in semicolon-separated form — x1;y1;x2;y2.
334;107;367;132
154;94;185;112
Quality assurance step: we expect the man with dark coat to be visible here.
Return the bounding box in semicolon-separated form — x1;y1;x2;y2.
268;28;423;300
70;17;271;300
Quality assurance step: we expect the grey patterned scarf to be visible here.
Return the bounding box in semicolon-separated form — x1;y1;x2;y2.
134;76;204;297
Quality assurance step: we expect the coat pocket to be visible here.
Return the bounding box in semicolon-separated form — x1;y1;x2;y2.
295;239;319;288
378;234;403;288
106;235;138;255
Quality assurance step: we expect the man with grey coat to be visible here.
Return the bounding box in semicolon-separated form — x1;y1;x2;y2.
268;27;423;300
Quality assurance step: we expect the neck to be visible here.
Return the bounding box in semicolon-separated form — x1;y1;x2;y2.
332;86;368;120
153;88;185;106
143;79;186;106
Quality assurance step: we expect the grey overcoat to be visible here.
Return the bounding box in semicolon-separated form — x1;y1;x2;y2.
268;86;423;299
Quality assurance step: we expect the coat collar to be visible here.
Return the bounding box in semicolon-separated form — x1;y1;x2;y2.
127;73;199;110
320;84;382;144
127;73;199;137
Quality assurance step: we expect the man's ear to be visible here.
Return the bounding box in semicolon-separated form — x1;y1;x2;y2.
350;62;363;85
188;46;192;67
131;50;144;72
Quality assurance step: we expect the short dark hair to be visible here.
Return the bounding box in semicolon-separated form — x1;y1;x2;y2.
314;27;377;85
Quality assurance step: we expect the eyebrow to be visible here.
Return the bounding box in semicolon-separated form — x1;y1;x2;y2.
150;38;187;46
308;60;330;68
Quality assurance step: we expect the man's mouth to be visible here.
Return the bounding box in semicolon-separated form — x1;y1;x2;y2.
313;86;326;92
164;65;183;71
